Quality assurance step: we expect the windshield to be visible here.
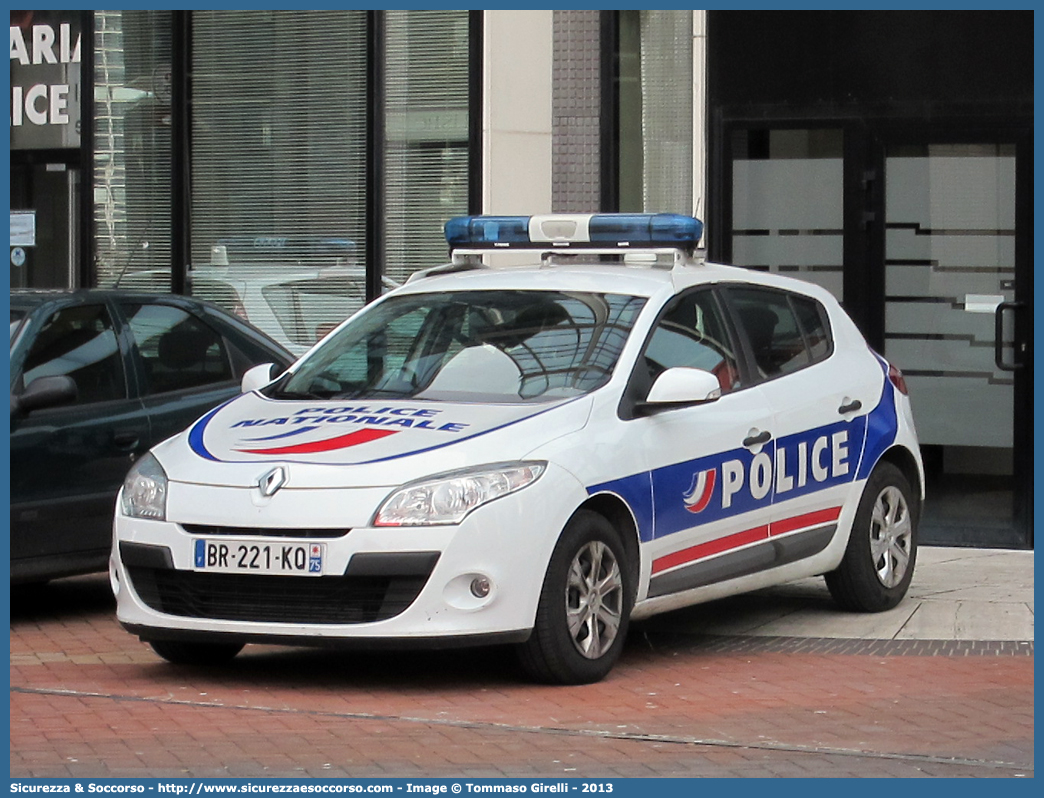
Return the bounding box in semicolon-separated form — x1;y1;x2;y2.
270;290;647;403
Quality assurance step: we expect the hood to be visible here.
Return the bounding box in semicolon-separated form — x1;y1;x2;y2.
156;391;592;488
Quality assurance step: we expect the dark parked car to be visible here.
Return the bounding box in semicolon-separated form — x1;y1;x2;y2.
10;289;294;584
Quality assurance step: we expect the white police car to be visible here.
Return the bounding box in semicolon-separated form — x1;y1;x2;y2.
112;213;923;684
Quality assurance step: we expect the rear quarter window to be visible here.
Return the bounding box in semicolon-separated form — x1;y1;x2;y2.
728;286;833;381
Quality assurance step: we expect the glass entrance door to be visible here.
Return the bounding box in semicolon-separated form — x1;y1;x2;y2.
882;142;1028;546
10;160;81;289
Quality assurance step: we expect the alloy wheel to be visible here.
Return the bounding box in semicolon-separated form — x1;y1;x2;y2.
869;485;913;588
565;540;624;659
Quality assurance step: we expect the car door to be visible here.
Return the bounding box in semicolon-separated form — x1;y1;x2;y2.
723;285;876;556
10;299;149;579
116;300;245;448
617;287;778;601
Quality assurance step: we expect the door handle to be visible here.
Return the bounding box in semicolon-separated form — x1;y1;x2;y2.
743;429;772;447
995;301;1026;372
112;431;140;451
838;399;862;415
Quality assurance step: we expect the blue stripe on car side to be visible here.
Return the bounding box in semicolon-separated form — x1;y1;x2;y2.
856;361;898;481
587;379;893;542
587;472;656;542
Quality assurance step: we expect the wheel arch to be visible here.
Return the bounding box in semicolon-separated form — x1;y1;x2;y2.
576;492;641;588
877;445;924;514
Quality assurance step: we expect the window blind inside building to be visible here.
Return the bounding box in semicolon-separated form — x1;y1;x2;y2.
382;10;472;287
190;10;369;353
93;10;173;289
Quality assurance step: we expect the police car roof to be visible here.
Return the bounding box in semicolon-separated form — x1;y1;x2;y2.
395;258;751;298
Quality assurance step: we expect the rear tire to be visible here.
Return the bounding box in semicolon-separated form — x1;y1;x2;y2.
148;639;244;666
826;461;918;612
517;510;634;684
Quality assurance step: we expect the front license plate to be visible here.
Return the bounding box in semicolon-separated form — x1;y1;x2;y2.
193;539;325;576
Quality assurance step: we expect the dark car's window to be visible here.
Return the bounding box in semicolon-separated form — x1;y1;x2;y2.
10;309;28;344
273;290;647;403
645;290;741;394
729;287;832;380
122;303;234;394
21;304;127;404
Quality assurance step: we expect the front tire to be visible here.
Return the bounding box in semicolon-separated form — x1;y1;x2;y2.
517;510;634;684
148;639;244;666
826;461;918;612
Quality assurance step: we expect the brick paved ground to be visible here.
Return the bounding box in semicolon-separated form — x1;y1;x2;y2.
10;575;1034;779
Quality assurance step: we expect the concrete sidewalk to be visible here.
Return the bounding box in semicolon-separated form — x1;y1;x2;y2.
639;545;1034;644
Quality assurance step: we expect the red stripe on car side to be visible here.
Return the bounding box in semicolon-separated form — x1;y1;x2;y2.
652;525;768;575
769;506;842;537
651;506;843;576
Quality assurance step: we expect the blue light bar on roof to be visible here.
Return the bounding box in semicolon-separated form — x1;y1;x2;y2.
445;213;703;251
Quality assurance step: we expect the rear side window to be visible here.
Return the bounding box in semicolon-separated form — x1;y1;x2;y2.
728;287;832;381
791;295;831;363
122;303;234;394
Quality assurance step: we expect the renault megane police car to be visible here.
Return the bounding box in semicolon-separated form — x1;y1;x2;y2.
112;213;923;684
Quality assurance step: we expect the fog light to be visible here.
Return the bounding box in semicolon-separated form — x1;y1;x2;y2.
470;576;491;598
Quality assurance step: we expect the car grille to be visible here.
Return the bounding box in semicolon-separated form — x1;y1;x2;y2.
180;524;349;539
126;568;431;624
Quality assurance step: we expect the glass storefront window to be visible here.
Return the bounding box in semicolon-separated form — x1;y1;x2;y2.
183;10;472;354
730;128;845;300
81;11;474;353
188;10;369;353
382;10;472;289
92;10;173;289
616;10;693;216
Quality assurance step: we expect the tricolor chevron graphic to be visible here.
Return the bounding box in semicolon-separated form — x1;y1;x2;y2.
682;468;716;514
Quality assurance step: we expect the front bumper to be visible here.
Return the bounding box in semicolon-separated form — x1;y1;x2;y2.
112;465;584;646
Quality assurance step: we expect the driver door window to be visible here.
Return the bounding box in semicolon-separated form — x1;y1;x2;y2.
20;304;126;403
645;290;741;394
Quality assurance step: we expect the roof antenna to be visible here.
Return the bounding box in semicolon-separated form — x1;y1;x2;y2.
693;198;706;253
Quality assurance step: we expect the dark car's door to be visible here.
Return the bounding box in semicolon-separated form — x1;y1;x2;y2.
116;300;246;448
10;300;149;581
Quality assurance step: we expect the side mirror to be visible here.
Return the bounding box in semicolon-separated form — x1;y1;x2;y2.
241;363;277;394
639;367;721;413
12;375;78;415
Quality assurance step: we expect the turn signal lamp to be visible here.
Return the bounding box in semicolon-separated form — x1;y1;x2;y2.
445;213;703;252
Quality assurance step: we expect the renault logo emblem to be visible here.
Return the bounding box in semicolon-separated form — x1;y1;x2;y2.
258;466;288;497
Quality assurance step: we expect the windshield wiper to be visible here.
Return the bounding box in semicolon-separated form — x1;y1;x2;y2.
331;387;415;400
268;388;335;401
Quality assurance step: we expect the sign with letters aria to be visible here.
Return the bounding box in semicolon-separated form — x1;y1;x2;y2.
10;11;82;150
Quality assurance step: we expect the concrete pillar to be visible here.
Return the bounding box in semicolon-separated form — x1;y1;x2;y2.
482;10;553;215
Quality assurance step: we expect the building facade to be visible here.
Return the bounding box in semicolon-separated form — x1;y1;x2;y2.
9;9;1032;547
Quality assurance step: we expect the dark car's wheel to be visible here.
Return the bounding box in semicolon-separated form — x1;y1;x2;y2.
826;461;918;612
518;510;633;684
148;639;244;666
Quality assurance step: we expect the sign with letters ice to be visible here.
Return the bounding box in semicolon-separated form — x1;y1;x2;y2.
10;13;83;149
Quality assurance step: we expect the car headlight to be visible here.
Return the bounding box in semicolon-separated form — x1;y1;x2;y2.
120;452;169;521
373;462;546;527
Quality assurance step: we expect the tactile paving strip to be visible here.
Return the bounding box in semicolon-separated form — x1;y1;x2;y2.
688;635;1034;656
